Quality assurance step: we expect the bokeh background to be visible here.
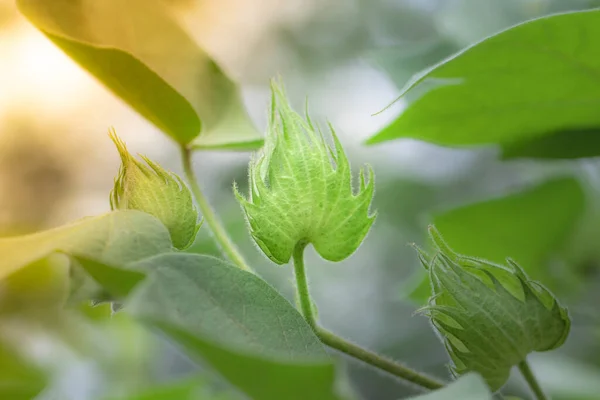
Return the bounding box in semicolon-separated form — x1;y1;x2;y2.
1;0;600;399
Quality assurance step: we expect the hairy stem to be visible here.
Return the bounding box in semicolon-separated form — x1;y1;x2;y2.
292;243;445;391
180;146;252;272
518;359;547;400
293;242;317;329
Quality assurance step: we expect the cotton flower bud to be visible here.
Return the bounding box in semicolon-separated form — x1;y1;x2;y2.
235;82;376;264
415;226;570;392
110;130;201;250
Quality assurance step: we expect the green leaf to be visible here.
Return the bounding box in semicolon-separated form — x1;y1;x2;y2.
17;0;262;149
0;210;172;280
406;373;491;400
78;302;113;321
110;132;201;250
501;128;600;159
236;81;376;264
74;256;146;299
107;381;199;400
417;227;571;392
159;326;341;400
0;342;47;400
433;177;584;286
128;253;326;359
0;254;71;313
406;178;584;304
105;376;239;400
126;253;342;400
367;10;600;150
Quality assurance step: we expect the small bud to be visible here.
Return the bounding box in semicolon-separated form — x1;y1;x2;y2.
235;81;376;264
416;226;570;392
109;130;201;250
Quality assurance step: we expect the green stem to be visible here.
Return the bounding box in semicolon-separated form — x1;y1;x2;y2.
293;242;317;330
292;243;445;391
518;359;547;400
180;146;252;272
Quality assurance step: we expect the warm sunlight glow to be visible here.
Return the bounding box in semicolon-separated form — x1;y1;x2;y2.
0;23;94;121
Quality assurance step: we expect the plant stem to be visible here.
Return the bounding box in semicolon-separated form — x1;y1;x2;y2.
315;327;444;390
518;359;547;400
180;146;252;272
292;243;445;391
293;242;317;330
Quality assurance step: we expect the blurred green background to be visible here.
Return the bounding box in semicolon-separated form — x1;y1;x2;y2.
1;0;600;399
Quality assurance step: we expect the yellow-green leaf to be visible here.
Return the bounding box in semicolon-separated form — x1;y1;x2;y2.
0;342;47;400
17;0;262;149
0;254;70;313
0;210;172;281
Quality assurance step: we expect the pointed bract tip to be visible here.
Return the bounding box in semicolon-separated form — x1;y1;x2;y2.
108;133;200;250
235;78;377;264
427;225;458;259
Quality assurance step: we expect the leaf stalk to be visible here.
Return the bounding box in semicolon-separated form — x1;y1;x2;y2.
518;359;548;400
180;146;252;272
292;242;445;391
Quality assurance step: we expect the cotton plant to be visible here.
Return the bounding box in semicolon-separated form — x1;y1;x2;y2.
0;80;575;400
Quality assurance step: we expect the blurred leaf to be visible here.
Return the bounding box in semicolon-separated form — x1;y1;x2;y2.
367;1;461;88
406;373;491;400
0;342;47;400
109;381;199;400
127;253;342;400
407;178;584;303
78;302;113;321
68;259;112;306
501;128;600;159
368;10;600;151
531;355;600;400
0;210;172;280
160;326;342;400
0;254;70;313
106;376;238;400
17;0;262;149
433;177;584;281
75;257;146;299
398;261;434;305
372;36;459;90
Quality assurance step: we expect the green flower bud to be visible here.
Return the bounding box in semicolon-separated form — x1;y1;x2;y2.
235;82;376;264
415;226;570;392
109;131;201;250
